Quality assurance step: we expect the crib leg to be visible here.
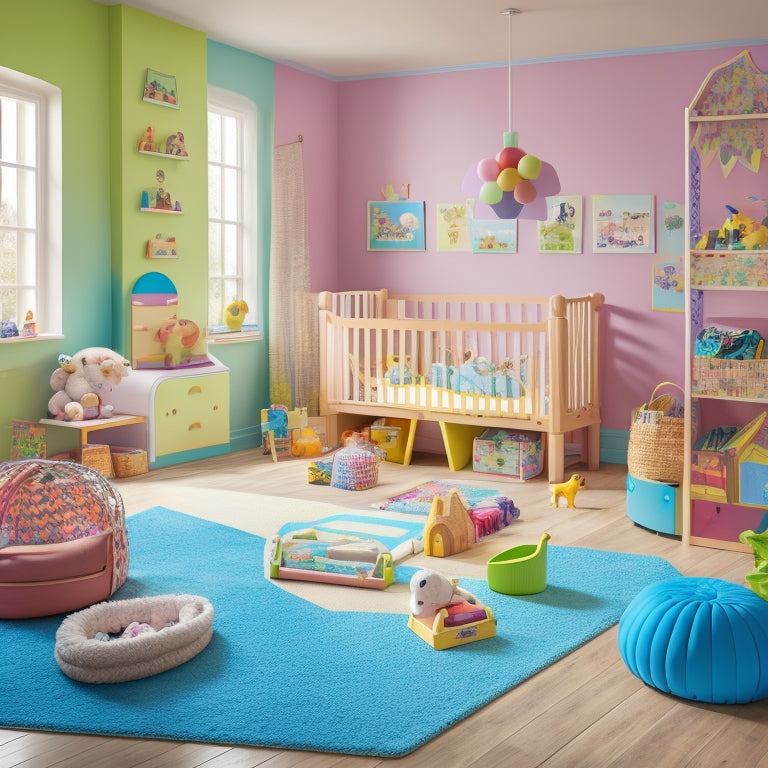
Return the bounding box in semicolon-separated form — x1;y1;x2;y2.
548;433;565;484
586;422;600;471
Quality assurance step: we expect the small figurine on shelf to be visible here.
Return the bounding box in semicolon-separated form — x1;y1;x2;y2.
141;169;181;212
137;126;156;153
21;310;37;337
165;131;188;156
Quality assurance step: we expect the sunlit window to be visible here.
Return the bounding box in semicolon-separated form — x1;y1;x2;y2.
0;66;61;340
207;87;258;335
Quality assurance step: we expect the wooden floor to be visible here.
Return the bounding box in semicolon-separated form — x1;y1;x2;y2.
2;449;767;768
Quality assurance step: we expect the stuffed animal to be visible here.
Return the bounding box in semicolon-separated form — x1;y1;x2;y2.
408;568;478;619
155;316;200;366
550;473;586;508
224;299;249;330
48;347;131;421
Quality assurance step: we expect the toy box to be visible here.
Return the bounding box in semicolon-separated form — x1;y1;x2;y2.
626;474;681;536
369;417;415;464
472;428;543;480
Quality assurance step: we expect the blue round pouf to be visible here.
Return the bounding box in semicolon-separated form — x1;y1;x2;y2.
618;577;768;704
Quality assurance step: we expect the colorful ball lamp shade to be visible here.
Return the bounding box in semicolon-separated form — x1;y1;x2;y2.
465;8;560;220
618;577;768;704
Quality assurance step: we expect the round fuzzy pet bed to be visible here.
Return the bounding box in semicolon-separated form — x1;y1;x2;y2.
54;594;214;683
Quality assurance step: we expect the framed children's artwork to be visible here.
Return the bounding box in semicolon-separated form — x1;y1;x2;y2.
470;219;517;253
436;202;471;251
652;201;684;311
143;69;179;109
652;259;685;312
537;195;583;253
368;201;425;251
592;194;655;253
11;420;46;459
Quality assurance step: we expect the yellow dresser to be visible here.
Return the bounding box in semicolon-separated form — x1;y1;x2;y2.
106;357;230;468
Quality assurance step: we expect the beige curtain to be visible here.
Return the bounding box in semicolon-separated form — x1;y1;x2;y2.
269;138;319;414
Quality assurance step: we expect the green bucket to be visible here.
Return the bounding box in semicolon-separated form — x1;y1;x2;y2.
487;532;550;595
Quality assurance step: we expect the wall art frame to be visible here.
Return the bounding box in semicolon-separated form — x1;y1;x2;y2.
143;69;179;109
368;200;426;251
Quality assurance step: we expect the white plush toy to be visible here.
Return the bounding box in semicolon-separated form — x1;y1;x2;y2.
408;568;478;619
48;347;131;421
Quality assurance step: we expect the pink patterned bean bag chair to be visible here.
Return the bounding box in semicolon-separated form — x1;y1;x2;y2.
0;459;128;619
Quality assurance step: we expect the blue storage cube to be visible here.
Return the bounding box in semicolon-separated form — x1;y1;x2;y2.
626;474;681;535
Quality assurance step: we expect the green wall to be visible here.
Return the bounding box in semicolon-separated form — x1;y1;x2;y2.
206;41;274;451
0;0;112;456
0;2;272;459
108;5;208;357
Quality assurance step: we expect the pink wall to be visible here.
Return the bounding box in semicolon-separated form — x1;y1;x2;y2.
274;65;339;289
275;45;768;435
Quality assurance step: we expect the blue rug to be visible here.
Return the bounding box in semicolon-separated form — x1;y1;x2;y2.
0;507;680;757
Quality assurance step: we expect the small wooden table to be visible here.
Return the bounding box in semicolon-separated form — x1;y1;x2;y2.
40;414;146;448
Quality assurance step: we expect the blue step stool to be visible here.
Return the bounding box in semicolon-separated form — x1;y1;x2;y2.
626;473;681;535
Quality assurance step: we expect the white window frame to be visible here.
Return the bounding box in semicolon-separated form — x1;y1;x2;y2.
0;65;61;341
207;86;259;338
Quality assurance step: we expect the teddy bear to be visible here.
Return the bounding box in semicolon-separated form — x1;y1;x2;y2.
48;347;131;421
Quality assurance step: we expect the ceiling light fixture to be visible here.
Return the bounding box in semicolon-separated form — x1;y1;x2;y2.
465;8;560;219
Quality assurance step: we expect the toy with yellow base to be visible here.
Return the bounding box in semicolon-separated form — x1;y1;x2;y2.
265;529;395;590
407;568;496;649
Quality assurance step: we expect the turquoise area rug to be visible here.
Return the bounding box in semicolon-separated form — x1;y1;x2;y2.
0;508;680;757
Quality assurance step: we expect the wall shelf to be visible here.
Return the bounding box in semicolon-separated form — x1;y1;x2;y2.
138;149;189;160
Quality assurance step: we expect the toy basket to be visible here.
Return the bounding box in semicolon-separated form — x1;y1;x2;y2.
79;444;114;479
331;443;380;491
110;447;149;478
627;382;685;485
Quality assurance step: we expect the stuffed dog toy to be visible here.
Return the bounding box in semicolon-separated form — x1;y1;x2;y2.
550;473;585;508
409;568;477;619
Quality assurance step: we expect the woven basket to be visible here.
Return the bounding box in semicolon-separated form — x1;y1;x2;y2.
80;444;114;479
111;447;148;478
627;382;685;485
331;444;380;491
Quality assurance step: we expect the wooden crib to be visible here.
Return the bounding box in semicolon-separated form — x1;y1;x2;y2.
318;289;604;483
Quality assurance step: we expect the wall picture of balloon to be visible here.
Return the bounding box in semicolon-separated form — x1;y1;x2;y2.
367;201;426;251
538;195;583;253
592;194;655;253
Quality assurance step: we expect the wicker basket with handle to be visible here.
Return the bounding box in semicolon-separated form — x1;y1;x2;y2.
627;382;685;485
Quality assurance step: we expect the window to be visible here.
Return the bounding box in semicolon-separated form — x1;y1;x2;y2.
207;87;259;336
0;66;61;339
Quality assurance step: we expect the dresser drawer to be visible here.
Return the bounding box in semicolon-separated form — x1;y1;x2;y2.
691;499;768;544
154;372;230;456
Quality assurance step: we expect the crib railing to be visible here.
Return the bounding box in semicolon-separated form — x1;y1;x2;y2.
318;290;603;435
